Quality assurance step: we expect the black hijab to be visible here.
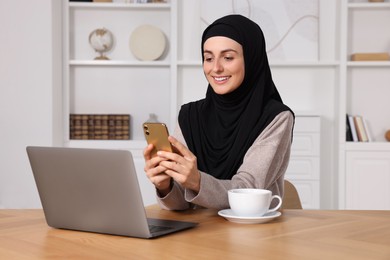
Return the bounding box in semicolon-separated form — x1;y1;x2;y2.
178;14;294;180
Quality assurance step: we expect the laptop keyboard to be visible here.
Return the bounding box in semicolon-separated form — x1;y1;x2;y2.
149;224;174;234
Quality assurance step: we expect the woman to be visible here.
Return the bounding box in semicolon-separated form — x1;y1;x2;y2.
143;14;294;210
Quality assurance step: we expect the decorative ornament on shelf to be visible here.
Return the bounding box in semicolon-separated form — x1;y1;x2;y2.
385;130;390;142
88;28;114;60
129;24;167;61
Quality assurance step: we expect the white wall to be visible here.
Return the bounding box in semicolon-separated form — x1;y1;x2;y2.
0;0;62;208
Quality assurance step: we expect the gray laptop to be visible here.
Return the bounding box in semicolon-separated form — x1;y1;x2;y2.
26;146;197;238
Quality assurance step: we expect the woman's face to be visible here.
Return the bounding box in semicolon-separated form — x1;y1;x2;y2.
203;36;245;95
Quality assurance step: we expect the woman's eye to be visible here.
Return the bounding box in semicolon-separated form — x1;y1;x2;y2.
204;57;213;62
224;56;233;61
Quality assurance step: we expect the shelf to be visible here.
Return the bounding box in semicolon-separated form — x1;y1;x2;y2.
69;2;171;10
69;60;170;67
339;0;390;209
348;3;390;9
347;61;390;67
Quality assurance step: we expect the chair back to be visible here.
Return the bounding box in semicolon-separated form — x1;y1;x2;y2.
282;180;303;209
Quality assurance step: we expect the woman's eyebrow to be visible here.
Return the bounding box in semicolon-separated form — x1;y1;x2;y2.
203;48;238;54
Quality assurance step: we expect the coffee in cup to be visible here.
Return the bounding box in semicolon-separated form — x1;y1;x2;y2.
228;188;282;217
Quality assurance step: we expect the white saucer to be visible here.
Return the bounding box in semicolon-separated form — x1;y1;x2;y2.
218;209;282;224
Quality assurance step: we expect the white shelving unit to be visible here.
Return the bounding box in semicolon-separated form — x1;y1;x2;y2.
338;0;390;209
62;0;179;206
62;0;342;208
63;0;177;149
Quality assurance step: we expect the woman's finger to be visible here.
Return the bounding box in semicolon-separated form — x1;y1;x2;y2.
168;136;193;158
143;144;154;161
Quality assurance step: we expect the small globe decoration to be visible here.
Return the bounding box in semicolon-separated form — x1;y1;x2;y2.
88;28;114;60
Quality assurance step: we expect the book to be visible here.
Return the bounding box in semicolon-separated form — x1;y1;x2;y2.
362;118;373;142
351;52;390;61
346;114;353;141
70;114;130;140
354;116;369;142
348;115;358;142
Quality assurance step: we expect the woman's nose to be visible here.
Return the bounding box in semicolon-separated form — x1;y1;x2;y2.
213;60;223;72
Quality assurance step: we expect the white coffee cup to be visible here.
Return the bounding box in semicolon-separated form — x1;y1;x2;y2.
228;188;282;217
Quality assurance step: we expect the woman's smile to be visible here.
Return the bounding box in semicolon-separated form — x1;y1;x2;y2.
212;76;231;84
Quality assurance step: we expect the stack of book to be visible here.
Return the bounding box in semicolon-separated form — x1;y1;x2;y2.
351;52;390;61
70;114;130;140
346;114;372;142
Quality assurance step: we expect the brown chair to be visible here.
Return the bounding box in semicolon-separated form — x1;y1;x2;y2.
282;180;303;209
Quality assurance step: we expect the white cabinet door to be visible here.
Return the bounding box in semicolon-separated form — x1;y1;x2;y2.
285;157;320;180
286;115;321;209
346;151;390;210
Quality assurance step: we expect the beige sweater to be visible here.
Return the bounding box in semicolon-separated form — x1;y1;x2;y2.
156;111;294;210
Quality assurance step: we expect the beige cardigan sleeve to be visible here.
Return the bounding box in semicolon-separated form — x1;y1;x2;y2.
156;110;294;210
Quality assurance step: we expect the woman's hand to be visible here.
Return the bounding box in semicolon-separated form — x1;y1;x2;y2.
157;136;201;193
143;144;172;196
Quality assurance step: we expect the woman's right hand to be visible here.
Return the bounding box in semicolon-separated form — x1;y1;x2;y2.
143;144;172;196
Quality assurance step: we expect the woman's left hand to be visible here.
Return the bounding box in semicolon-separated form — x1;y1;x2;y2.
157;136;201;193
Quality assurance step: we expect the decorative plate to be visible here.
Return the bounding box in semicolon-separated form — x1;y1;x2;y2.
129;24;166;61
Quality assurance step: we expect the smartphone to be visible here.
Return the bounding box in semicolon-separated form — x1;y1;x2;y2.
143;122;173;157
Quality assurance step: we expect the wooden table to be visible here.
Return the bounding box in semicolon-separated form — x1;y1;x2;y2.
1;206;390;259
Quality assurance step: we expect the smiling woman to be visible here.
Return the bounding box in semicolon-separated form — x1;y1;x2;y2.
143;14;295;211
